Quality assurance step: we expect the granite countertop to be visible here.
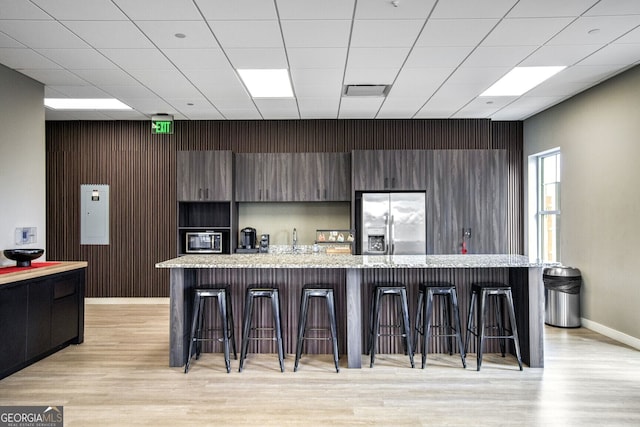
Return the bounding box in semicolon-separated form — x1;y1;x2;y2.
155;253;549;269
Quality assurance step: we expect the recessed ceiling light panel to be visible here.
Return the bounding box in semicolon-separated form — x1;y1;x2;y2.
44;98;132;110
237;69;294;98
480;66;566;97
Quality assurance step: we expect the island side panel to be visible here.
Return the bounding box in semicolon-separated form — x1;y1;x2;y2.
346;268;362;368
528;266;544;368
169;268;196;367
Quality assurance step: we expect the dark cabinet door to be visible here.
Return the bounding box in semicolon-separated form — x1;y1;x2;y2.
51;273;80;346
235;153;261;201
235;153;293;201
294;153;351;201
429;150;507;254
177;151;233;201
353;150;427;191
27;278;52;360
0;284;28;375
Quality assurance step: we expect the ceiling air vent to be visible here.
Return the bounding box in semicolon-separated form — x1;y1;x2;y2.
343;84;390;97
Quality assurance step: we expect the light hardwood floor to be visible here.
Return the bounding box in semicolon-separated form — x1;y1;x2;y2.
1;303;639;426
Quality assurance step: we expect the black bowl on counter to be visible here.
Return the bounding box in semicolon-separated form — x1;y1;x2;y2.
3;248;44;267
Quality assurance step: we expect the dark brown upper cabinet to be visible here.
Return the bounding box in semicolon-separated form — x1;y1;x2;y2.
293;152;351;201
177;151;233;201
235;153;293;202
352;150;428;191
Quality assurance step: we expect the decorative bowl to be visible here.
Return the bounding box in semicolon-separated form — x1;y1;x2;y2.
3;248;44;267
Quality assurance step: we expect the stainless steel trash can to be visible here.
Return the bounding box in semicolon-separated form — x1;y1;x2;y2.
544;266;582;328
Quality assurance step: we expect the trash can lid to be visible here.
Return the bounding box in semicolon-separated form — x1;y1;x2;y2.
543;266;581;277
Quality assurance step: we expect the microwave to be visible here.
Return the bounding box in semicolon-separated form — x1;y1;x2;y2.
186;232;222;254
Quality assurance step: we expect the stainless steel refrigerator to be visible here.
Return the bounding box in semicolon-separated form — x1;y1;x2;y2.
360;192;426;255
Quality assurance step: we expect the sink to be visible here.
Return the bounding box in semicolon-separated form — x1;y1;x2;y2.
3;248;44;267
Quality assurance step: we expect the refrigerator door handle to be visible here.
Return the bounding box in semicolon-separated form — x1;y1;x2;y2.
389;215;395;255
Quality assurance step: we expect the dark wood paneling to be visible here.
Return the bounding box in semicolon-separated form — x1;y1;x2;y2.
46;119;523;297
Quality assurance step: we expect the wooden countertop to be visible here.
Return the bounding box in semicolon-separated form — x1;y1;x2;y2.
0;261;88;285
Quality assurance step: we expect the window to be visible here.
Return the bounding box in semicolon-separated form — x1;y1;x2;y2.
536;151;561;262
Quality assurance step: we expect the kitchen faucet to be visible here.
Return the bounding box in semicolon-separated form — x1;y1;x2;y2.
292;228;298;252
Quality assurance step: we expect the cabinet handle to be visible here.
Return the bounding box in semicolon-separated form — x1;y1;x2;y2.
266;189;269;200
391;177;396;189
259;189;262;200
317;189;320;199
205;188;209;199
324;189;327;199
198;188;203;199
384;178;388;189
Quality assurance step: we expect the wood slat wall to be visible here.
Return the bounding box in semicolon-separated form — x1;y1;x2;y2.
45;119;523;297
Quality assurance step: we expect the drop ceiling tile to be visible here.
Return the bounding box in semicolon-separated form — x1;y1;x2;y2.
347;47;410;69
44;110;114;120
616;25;640;43
520;44;602;66
355;0;436;20
210;97;256;110
447;66;510;86
339;96;385;118
183;68;249;99
291;68;343;98
431;0;518;19
494;96;565;120
0;21;89;49
415;18;498;46
463;45;538;67
482;18;574;46
350;20;425;48
100;84;158;99
525;80;589;97
507;0;597;18
389;67;453;98
99;49;176;70
63;21;154;49
210;20;283;48
124;98;177;114
254;98;300;119
585;0;640;15
577;43;640;66
195;0;278;20
297;97;340;118
135;21;219;48
219;108;262;120
225;48;288;69
102;110;149;120
404;46;474;68
281;20;352;48
45;85;111;98
31;0;127;20
278;0;355;19
551;64;624;84
0;32;25;48
35;49;117;69
377;97;426;118
344;67;398;85
0;1;52;19
548;16;640;45
19;68;88;85
113;0;202;20
162;48;230;69
126;68;202;99
287;47;347;69
0;48;60;69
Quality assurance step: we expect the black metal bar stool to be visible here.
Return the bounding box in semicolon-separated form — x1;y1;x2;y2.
464;282;523;371
185;286;237;374
368;283;414;368
414;282;466;369
239;287;285;372
294;284;340;373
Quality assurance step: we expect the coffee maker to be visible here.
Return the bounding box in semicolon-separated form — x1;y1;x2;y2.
237;227;258;253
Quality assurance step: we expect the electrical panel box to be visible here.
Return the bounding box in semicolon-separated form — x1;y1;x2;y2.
81;184;109;245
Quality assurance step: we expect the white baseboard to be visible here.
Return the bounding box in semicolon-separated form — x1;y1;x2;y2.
581;318;640;351
86;297;169;305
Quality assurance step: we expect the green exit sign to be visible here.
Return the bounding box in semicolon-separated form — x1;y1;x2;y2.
151;116;174;134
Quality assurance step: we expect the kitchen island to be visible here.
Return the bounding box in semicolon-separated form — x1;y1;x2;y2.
156;254;547;369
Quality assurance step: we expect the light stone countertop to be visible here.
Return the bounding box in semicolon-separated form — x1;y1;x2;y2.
155;253;549;269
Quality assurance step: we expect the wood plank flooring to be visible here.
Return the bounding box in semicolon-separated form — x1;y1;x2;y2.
1;302;639;426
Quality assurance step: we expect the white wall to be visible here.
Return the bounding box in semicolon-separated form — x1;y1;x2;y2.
524;65;640;344
0;64;46;266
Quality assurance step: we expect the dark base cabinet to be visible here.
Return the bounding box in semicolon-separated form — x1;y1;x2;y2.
0;268;85;380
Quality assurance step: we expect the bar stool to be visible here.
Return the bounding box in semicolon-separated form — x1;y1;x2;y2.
185;286;237;374
294;284;340;373
368;283;414;368
414;282;466;369
239;287;285;373
464;282;523;371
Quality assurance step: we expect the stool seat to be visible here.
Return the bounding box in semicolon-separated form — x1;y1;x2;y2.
414;282;466;369
185;285;236;374
465;282;523;371
239;287;285;372
368;282;414;368
294;284;340;373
